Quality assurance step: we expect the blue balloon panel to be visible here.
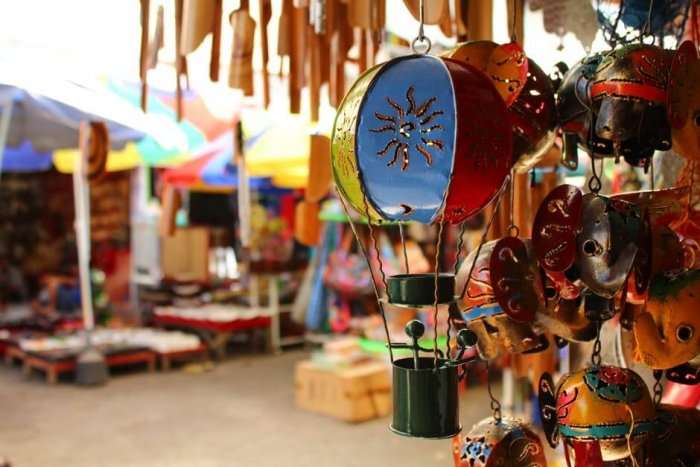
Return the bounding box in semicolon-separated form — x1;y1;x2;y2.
356;55;456;224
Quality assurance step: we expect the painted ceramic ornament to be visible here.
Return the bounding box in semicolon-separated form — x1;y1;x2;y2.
331;54;512;225
539;366;655;466
668;40;700;162
456;240;548;359
588;44;673;167
453;417;547;467
633;270;700;370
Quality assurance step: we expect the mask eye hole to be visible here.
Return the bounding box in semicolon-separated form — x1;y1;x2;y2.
676;324;694;343
582;239;600;256
694;112;700;127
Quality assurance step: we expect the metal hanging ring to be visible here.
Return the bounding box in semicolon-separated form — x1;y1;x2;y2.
411;36;432;54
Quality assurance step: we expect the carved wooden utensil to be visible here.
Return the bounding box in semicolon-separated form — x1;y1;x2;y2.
228;0;256;96
259;0;272;107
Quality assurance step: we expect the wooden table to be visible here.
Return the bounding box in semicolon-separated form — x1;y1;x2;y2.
11;346;156;384
153;314;271;360
155;344;209;370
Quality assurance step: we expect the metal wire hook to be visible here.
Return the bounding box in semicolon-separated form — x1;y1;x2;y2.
411;0;432;54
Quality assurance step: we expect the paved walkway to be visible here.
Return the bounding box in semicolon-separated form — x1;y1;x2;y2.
0;350;496;467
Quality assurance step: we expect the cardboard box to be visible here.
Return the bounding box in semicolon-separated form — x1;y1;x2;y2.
161;227;210;282
294;360;391;423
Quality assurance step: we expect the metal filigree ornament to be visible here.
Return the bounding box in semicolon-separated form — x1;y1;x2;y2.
453;417;547;467
330;8;514;439
538;367;656;467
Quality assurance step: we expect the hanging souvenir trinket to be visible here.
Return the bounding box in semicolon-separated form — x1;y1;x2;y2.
533;185;643;319
445;41;556;172
453;417;547;467
539;366;656;466
668;41;700;162
330;3;515;439
588;44;672;168
633;269;700;370
456;239;548;359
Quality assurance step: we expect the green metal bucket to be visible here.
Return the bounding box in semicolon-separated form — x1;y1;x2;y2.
390;357;460;439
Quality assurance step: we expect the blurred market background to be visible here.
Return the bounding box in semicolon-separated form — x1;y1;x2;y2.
0;1;695;466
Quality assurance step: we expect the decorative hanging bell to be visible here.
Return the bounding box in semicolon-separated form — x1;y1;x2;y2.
454;417;548;467
588;44;673;167
539;366;656;466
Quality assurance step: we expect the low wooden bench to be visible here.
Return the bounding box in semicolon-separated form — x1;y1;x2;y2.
19;347;156;384
155;344;209;370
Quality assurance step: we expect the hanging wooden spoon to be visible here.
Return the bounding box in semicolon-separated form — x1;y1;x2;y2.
402;0;446;24
210;0;223;81
259;0;272;107
228;0;256;96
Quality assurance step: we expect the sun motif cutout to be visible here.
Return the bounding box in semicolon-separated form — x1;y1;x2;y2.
370;86;445;171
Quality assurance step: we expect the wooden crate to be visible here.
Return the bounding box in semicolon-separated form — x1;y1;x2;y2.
294;360;391;423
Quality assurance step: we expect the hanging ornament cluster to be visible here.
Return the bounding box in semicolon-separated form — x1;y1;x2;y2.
330;1;700;463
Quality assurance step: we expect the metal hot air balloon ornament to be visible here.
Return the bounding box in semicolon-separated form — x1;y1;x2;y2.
330;0;513;439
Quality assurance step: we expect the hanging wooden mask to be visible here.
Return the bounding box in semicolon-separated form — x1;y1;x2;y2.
589;44;673;167
633;270;700;370
668;40;700;162
454;417;548;467
539;367;655;466
331;54;512;225
456;240;547;359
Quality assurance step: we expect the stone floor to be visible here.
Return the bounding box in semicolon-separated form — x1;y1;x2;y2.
0;350;497;467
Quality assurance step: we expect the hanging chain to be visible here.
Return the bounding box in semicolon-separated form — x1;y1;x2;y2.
591;320;602;367
588;157;603;195
650;157;655;192
411;0;432;54
336;189;394;362
433;220;446;369
486;360;503;423
507;171;520;237
653;370;664;407
398;222;410;274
